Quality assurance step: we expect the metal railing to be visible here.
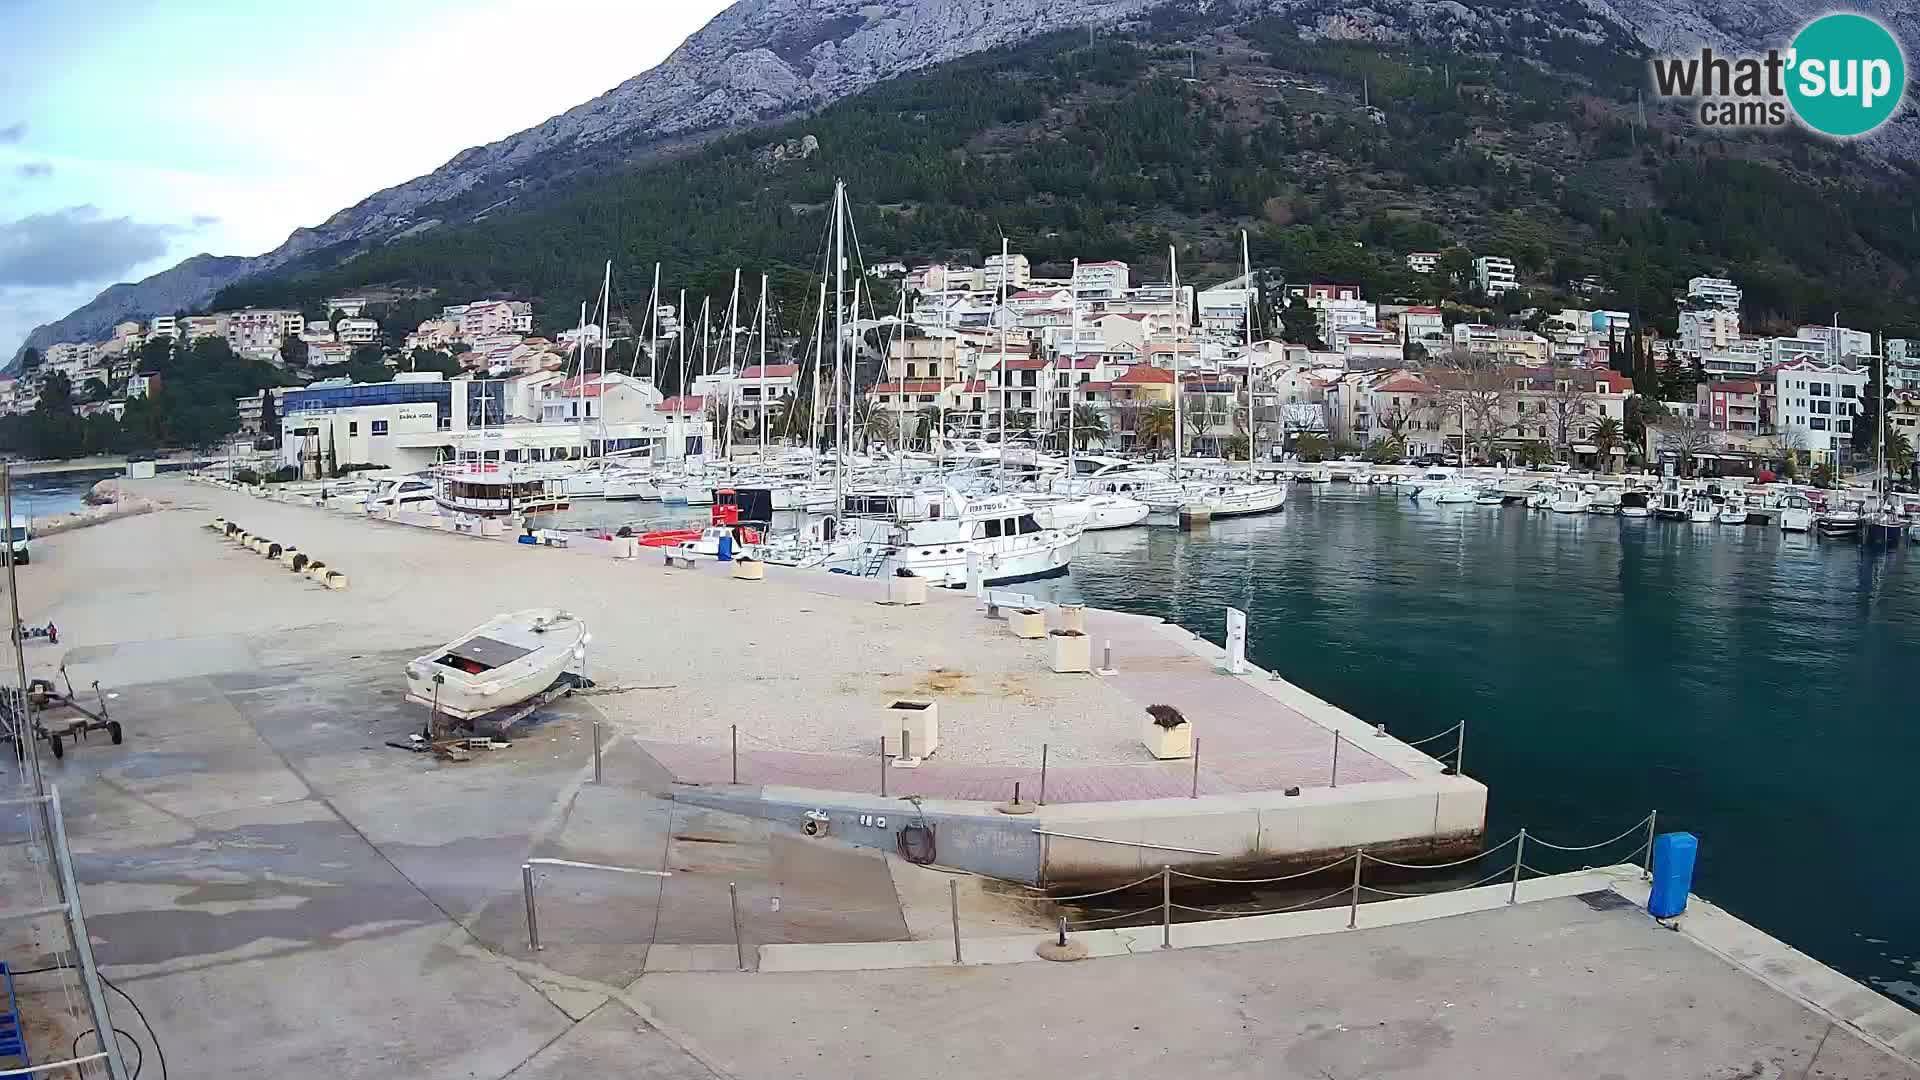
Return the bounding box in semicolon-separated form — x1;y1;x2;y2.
1046;813;1658;943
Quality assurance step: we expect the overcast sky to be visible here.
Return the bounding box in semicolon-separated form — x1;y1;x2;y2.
0;0;733;354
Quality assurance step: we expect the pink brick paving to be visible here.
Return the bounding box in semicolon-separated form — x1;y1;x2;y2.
638;596;1413;804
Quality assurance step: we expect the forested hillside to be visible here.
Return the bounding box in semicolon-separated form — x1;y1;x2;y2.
213;6;1920;352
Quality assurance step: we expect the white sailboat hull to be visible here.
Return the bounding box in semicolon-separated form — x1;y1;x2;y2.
404;608;584;722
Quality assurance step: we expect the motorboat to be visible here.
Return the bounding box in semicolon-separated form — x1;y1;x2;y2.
1473;487;1506;506
1191;484;1289;518
793;489;1079;586
1550;486;1591;514
1618;491;1651;518
1303;465;1334;484
1817;497;1864;539
1687;492;1716;524
1587;489;1620;515
404;608;586;723
365;475;438;516
1408;467;1475;504
1717;496;1748;525
1654;479;1688;521
1866;505;1907;545
1777;493;1814;533
1025;493;1150;531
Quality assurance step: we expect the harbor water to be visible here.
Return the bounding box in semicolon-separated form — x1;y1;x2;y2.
556;484;1920;1008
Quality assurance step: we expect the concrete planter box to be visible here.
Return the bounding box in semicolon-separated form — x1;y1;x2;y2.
1053;603;1086;634
1049;629;1091;673
280;548;302;568
614;537;637;559
1142;718;1193;760
1008;608;1046;640
887;573;928;606
731;559;765;581
884;699;939;759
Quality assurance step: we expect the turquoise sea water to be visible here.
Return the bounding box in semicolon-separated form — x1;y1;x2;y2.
555;484;1920;1006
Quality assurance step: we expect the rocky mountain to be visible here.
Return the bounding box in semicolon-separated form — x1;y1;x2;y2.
16;0;1917;361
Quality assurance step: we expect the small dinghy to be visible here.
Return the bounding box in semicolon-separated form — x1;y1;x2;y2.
406;608;587;721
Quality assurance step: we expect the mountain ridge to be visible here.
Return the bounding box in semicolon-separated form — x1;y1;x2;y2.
16;0;1918;361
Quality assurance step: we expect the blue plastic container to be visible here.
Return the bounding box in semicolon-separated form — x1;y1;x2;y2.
717;533;734;563
1648;832;1697;918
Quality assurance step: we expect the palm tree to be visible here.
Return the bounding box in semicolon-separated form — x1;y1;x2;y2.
1070;404;1109;450
770;392;812;444
1294;432;1330;462
1138;402;1176;457
1888;430;1915;484
1590;416;1621;473
861;406;897;445
913;406;942;450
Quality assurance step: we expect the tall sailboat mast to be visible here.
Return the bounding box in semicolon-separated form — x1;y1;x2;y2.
1242;231;1256;468
1068;258;1079;481
811;280;827;455
1171;244;1183;471
997;235;1009;482
832;180;847;516
647;261;661;384
758;273;770;457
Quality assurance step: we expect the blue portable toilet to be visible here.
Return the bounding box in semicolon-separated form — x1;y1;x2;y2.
1647;832;1697;918
717;532;734;563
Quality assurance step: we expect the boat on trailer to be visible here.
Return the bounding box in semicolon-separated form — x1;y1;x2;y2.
405;608;587;722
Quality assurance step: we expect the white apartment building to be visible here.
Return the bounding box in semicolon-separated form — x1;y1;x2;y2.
1686;276;1742;310
1311;298;1377;342
1398;307;1446;347
183;314;227;340
1197;285;1255;336
325;296;369;317
43;342;96;369
1794;324;1873;361
1775;361;1868;461
1678;308;1740;354
1473;256;1517;295
982;252;1032;293
1073;261;1130;300
147;315;178;340
336;317;381;345
1405;251;1441;274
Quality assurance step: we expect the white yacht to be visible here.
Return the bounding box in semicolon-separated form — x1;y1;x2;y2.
1408;467;1476;504
1655;479;1688;521
1587;489;1620;515
791;489;1079;586
1717;495;1748;525
1687;492;1717;524
434;467;570;517
1549;485;1591;514
1025;493;1150;531
1618;490;1651;518
366;475;438;515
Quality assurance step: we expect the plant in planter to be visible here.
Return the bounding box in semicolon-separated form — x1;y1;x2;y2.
1142;704;1193;760
731;554;765;580
887;567;927;605
1007;606;1046;639
1048;628;1091;673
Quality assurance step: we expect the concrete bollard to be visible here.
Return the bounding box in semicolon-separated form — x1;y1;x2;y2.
322;571;349;591
280;547;302;568
266;542;284;559
304;561;328;580
289;553;310;572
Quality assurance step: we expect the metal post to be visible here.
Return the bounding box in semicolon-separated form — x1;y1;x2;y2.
949;879;962;964
879;737;887;798
729;881;746;971
1038;743;1049;806
731;724;738;785
1013;781;1022;805
1643;811;1658;880
1190;737;1201;798
1456;719;1467;777
1100;640;1114;673
1509;828;1526;905
1330;730;1341;788
902;728;912;761
1347;849;1363;928
47;788;130;1080
522;863;541;950
1159;864;1174;949
591;720;602;783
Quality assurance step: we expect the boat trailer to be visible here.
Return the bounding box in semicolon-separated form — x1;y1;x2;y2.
394;671;595;759
19;673;122;759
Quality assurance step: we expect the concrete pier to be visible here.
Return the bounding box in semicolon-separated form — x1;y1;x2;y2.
0;476;1910;1079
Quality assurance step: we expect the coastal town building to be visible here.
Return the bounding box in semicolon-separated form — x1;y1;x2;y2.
1686;276;1743;310
1473;256;1518;295
1405;251;1440;274
1774;360;1867;463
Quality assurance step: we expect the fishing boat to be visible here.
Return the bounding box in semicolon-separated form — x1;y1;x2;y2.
1587;489;1620;515
404;608;586;722
1473;487;1505;506
1550;485;1591;514
1717;494;1748;525
1618;491;1651;518
1816;497;1864;539
1687;492;1716;524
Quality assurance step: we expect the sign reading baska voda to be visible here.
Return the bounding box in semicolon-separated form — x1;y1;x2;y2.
1650;13;1908;137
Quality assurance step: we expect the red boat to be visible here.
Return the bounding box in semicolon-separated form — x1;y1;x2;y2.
615;490;762;548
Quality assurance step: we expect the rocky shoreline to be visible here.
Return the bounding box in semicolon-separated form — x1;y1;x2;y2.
34;478;168;536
